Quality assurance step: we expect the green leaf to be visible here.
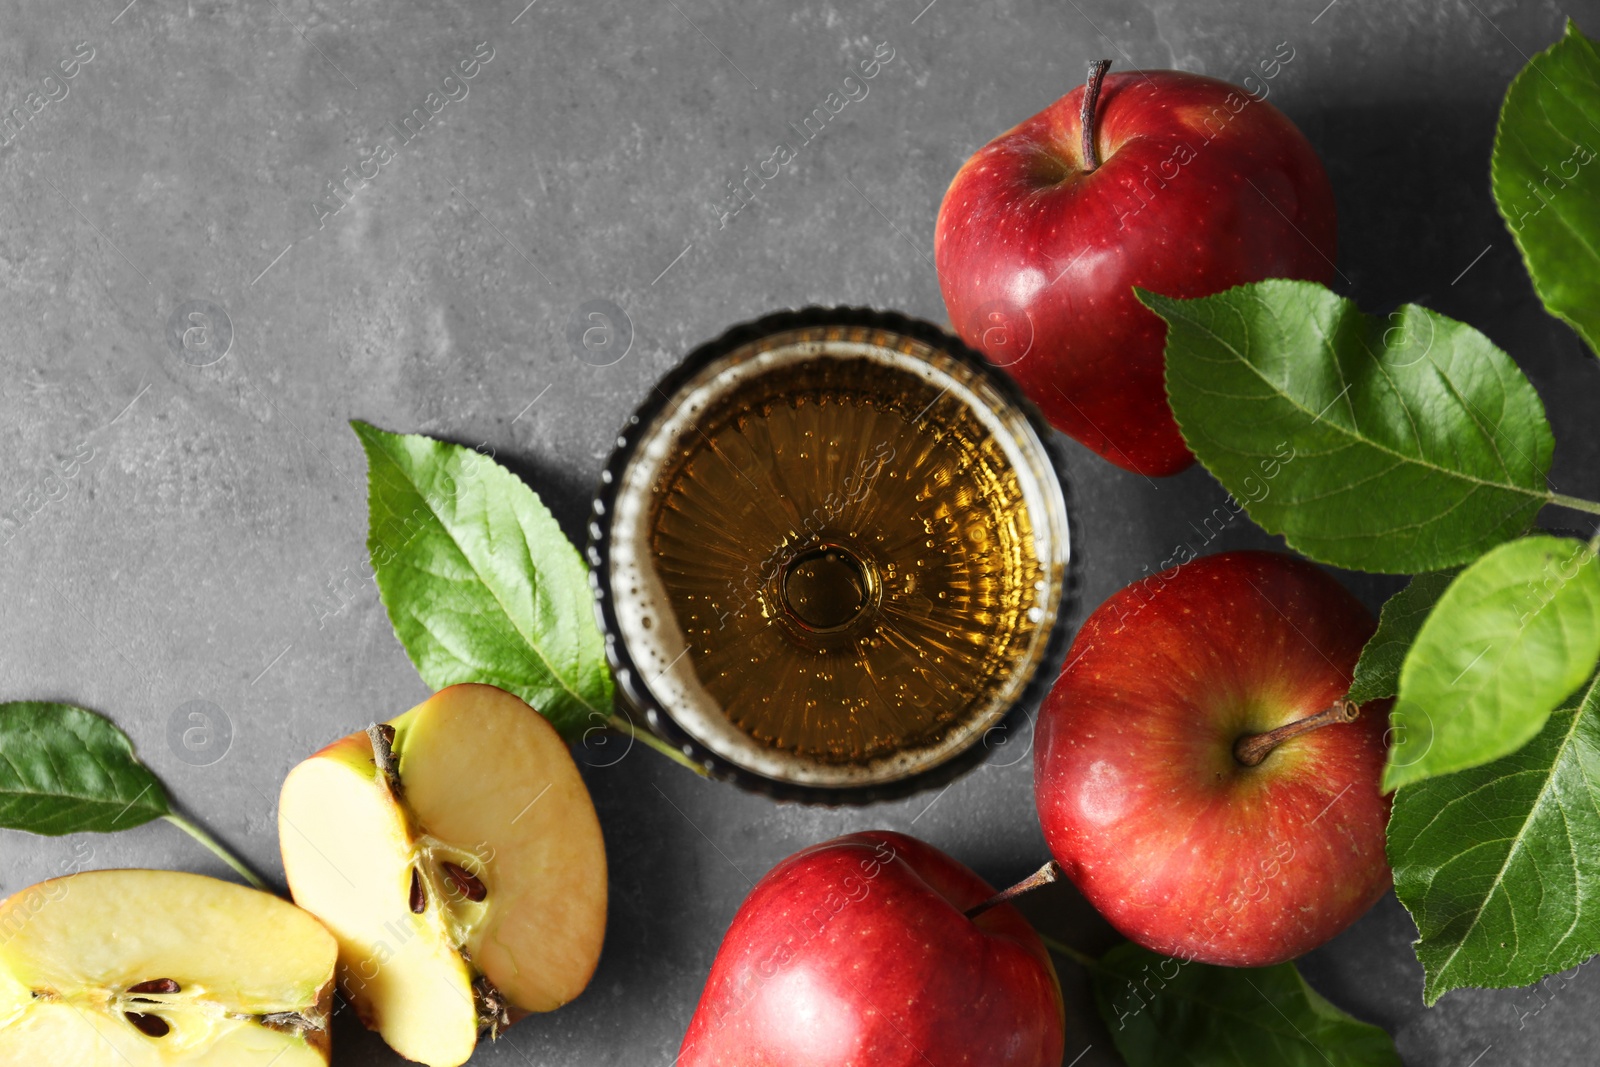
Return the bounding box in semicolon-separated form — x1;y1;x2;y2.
1147;281;1555;573
353;421;612;740
1389;671;1600;1004
1091;942;1400;1067
0;702;170;835
1384;536;1600;791
1492;20;1600;357
1347;571;1458;706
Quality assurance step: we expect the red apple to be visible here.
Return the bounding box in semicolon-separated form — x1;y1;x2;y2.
677;831;1064;1066
1033;551;1391;967
935;63;1337;476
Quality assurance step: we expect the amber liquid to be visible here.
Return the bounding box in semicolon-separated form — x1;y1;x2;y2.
646;353;1043;764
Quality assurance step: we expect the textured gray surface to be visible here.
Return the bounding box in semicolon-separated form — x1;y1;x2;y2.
3;0;1600;1063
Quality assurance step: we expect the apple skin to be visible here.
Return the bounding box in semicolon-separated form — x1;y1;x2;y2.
1033;551;1391;967
677;831;1064;1067
935;70;1337;476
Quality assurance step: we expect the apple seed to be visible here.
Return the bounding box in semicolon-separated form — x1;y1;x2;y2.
124;1011;170;1038
442;861;488;903
409;867;426;914
126;978;180;995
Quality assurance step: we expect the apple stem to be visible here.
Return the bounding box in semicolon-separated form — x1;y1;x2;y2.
1081;59;1112;173
163;813;269;891
367;722;404;797
964;860;1062;920
1233;700;1360;768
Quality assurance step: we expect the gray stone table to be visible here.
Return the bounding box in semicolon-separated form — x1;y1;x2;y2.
3;0;1599;1063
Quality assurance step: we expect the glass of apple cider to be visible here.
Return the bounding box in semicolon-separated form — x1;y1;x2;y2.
590;308;1073;802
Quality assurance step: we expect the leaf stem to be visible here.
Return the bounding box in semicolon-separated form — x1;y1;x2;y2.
607;714;709;777
164;813;269;891
1548;492;1600;517
1037;933;1103;972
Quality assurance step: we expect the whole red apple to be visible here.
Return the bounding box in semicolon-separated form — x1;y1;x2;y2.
677;830;1064;1066
1033;551;1390;967
935;62;1337;477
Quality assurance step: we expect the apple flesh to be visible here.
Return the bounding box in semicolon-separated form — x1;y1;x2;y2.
1033;550;1391;966
936;66;1337;476
278;683;607;1067
677;830;1064;1066
0;868;337;1066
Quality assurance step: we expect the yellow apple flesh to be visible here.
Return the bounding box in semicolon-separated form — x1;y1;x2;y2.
0;868;337;1066
278;683;607;1067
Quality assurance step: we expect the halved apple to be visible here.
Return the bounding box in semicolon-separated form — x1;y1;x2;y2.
278;683;608;1067
0;868;337;1065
